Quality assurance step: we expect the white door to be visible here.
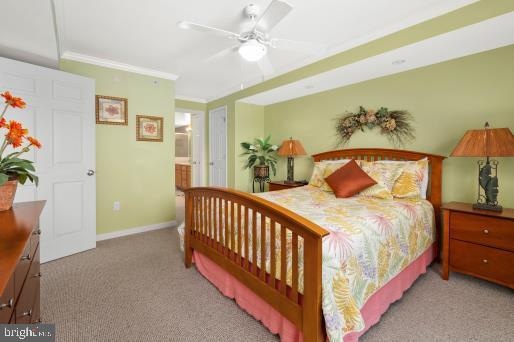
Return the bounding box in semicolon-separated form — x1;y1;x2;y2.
209;106;227;187
0;57;96;263
191;112;204;187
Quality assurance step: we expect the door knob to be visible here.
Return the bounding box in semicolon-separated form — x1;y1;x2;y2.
87;170;95;176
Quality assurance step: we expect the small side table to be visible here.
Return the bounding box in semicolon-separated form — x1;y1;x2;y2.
441;202;514;289
253;176;270;193
268;181;307;192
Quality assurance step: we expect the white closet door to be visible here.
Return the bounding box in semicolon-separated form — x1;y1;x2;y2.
0;57;96;262
191;112;204;187
208;106;227;187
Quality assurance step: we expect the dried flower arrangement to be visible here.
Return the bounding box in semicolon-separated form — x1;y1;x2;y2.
336;106;415;146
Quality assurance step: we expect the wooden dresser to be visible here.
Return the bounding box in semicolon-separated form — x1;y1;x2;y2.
175;163;191;190
0;201;45;323
441;202;514;289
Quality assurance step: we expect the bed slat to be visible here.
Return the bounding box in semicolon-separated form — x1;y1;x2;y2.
244;206;249;270
280;226;287;295
291;232;299;303
252;210;257;276
270;221;276;289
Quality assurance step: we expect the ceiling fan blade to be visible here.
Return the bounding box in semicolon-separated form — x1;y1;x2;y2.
253;0;292;32
270;38;327;56
257;55;275;76
203;45;239;64
178;21;240;39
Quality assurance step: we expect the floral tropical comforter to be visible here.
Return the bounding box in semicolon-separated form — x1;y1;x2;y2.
179;185;435;341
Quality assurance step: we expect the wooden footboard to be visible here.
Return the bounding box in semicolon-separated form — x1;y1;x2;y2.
184;187;329;341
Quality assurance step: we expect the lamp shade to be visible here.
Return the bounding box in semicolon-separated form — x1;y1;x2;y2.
278;138;307;157
451;125;514;157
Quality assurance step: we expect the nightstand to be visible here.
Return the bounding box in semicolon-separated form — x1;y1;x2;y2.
268;181;307;191
441;202;514;289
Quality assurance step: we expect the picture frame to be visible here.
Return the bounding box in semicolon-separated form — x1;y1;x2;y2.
95;95;128;125
136;115;164;142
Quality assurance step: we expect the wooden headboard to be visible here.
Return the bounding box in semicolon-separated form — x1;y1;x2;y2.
312;148;446;222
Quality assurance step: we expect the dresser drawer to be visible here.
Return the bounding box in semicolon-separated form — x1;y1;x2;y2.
30;226;41;260
450;211;514;251
450;239;514;287
14;245;40;324
14;240;32;300
0;275;15;323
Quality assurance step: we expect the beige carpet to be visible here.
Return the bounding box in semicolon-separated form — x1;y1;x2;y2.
42;199;513;341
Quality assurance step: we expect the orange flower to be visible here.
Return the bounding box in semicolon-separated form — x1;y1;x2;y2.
0;117;6;128
1;91;26;109
27;136;42;149
5;120;28;148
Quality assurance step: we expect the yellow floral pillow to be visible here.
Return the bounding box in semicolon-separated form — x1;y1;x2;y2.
308;162;327;188
308;160;352;190
358;161;405;199
391;158;428;198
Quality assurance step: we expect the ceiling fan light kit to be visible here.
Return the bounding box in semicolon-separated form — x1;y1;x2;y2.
239;39;267;62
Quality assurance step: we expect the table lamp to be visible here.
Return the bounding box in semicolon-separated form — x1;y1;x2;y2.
278;137;307;184
450;122;514;211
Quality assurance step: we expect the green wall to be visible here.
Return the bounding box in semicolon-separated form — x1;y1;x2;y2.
263;45;514;207
175;99;207;112
207;0;514;188
234;102;265;192
60;60;176;234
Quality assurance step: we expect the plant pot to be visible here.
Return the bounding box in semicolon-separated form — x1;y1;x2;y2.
254;165;269;178
0;179;18;211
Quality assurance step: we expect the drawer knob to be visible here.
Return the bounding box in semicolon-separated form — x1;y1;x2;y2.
19;309;32;318
21;253;31;261
33;272;42;278
0;298;13;310
483;229;489;234
483;259;488;264
33;228;41;235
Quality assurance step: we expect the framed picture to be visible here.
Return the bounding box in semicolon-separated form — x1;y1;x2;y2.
95;95;128;125
136;115;163;142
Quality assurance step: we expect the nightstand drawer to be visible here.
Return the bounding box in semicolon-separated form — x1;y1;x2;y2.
450;211;514;251
450;239;514;287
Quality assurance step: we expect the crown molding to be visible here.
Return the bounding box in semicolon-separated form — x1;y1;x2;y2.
61;51;179;80
175;94;207;103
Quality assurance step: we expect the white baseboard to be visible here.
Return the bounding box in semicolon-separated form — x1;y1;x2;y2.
96;220;177;241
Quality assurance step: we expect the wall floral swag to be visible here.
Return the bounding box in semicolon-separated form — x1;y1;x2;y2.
336;106;415;147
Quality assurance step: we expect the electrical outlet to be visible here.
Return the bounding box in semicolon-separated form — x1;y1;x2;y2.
113;201;121;211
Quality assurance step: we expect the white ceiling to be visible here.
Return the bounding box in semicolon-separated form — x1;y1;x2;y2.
0;0;58;68
55;0;477;101
0;0;478;101
241;12;514;105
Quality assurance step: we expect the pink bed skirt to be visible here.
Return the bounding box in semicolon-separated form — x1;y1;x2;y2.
192;243;436;341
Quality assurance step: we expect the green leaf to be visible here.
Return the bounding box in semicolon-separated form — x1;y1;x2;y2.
0;173;8;186
17;173;27;185
270;163;276;176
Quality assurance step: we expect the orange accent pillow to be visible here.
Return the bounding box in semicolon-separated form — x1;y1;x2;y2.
324;160;377;198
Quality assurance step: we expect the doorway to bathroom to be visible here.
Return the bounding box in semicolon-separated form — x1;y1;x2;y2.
175;109;205;197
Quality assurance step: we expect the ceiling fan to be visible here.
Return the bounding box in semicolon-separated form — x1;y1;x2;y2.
177;0;325;76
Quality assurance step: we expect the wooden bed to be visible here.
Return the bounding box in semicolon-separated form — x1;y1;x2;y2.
184;148;445;341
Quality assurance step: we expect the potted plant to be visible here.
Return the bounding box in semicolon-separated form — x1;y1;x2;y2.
241;135;278;178
0;91;41;211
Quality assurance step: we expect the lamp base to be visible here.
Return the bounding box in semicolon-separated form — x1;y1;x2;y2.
286;156;295;183
473;202;503;212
